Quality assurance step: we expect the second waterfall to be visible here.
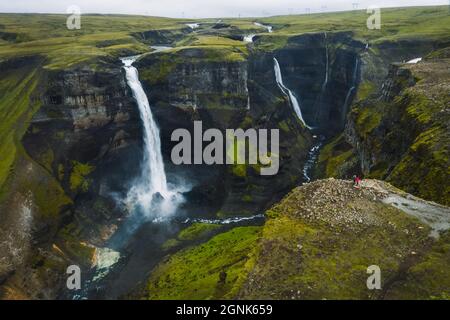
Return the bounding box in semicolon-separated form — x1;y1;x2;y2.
273;57;311;129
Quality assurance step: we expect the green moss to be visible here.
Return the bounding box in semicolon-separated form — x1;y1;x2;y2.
316;134;356;178
278;120;290;133
385;231;450;299
58;222;95;266
388;126;449;206
36;148;54;172
146;226;262;300
356;81;376;102
69;161;94;192
161;238;181;251
241;183;433;299
405;91;434;124
0;63;42;190
258;6;450;44
355;106;382;137
178;223;222;241
231;164;247;177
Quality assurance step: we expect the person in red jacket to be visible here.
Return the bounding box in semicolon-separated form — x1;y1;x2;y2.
353;175;362;188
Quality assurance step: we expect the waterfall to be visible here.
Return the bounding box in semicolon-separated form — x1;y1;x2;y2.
254;22;273;33
313;32;329;124
243;34;255;43
341;58;359;124
322;33;329;91
121;56;181;218
186;23;199;29
273;57;311;129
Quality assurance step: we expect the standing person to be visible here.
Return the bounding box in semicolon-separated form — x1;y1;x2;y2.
356;175;361;188
353;175;361;188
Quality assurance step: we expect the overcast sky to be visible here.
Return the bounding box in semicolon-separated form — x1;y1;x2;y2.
0;0;447;18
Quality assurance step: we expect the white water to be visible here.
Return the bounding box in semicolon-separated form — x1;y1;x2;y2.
92;247;121;282
254;22;273;33
186;23;200;29
322;33;329;90
407;57;422;64
273;58;310;129
150;46;172;53
243;34;255;43
183;214;264;225
302;136;324;183
121;56;182;219
341;58;359;124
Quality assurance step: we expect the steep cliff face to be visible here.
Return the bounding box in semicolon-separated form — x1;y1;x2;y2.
136;46;312;217
0;60;144;299
273;32;363;134
315;41;449;206
345;55;450;205
23;63;142;196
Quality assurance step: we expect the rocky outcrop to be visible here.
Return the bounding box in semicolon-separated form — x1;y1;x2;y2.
143;178;450;300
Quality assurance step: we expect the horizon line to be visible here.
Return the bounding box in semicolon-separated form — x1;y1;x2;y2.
0;4;446;20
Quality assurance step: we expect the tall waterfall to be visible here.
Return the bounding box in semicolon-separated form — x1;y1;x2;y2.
322;32;329;91
121;56;180;218
273;58;311;129
341;58;359;125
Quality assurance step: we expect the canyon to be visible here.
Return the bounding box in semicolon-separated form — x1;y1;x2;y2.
0;6;449;299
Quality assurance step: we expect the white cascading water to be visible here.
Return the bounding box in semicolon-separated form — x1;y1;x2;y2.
322;33;329;91
254;22;273;33
341;58;359;124
121;56;181;218
273;57;311;129
243;34;255;43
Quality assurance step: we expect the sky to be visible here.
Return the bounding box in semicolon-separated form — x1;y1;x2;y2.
0;0;447;18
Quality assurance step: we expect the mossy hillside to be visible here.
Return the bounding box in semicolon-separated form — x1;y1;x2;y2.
146;226;262;299
315;134;358;179
0;32;150;70
388;125;450;206
0;14;188;70
178;223;222;241
257;6;450;44
0;61;72;270
0;60;42;191
0;60;71;218
69;161;94;193
162;223;223;250
349;58;449;205
143;179;448;299
240;179;433;299
384;230;450;299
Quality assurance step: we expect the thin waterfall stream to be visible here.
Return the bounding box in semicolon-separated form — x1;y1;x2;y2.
273;57;311;129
